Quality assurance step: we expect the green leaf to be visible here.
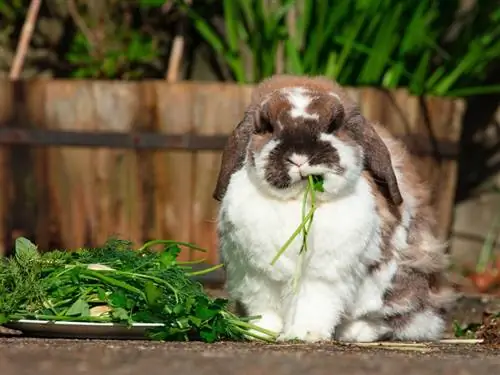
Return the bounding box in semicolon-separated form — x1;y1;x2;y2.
15;237;40;265
223;0;239;53
96;287;107;301
332;13;366;79
159;245;181;268
0;313;9;324
66;299;90;317
189;315;202;327
311;175;325;192
144;281;162;306
200;327;217;343
285;39;303;75
358;3;403;84
409;50;431;95
111;307;129;321
109;291;128;309
195;302;220;321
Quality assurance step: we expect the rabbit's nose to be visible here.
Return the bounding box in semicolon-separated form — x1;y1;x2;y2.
287;153;308;167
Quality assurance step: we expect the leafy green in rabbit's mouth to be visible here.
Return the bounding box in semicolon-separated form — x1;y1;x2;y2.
310;175;325;192
270;175;324;263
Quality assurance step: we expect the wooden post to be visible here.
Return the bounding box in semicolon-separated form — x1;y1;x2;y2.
9;0;42;80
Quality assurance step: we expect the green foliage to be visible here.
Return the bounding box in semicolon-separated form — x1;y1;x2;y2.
66;31;159;79
181;0;500;96
0;0;26;45
64;0;163;79
1;0;498;95
0;237;277;343
453;320;481;338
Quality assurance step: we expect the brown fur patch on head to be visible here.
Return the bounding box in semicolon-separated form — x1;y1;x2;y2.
251;74;345;105
257;85;344;136
253;75;403;206
213;74;403;203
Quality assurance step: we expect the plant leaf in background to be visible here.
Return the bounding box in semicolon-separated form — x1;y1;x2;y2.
183;0;500;97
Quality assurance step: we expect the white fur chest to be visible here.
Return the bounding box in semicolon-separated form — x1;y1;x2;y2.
217;168;381;283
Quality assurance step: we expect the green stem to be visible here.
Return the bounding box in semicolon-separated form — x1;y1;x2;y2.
137;240;207;254
114;271;180;303
80;270;146;300
270;210;315;266
177;258;208;265
228;319;279;339
235;326;276;343
187;263;224;277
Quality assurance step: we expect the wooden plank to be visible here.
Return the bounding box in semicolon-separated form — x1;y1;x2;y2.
43;81;145;250
153;83;194;262
91;81;144;248
0;128;459;158
0;128;230;150
422;96;465;240
0;81;13;255
191;84;251;264
25;81;51;251
44;81;97;250
134;83;157;248
7;81;46;252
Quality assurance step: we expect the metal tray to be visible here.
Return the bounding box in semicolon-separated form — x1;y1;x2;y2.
3;319;164;340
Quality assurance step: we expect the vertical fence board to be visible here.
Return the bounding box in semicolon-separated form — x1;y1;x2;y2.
135;83;157;246
154;83;194;261
8;82;46;252
422;96;464;238
0;81;13;255
191;84;249;263
44;81;97;249
26;81;50;251
44;81;145;250
91;82;144;246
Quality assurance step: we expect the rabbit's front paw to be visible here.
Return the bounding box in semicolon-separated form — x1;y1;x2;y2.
278;323;332;343
246;312;283;340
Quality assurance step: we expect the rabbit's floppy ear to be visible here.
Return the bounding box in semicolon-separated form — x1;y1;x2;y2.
345;112;403;206
213;107;258;201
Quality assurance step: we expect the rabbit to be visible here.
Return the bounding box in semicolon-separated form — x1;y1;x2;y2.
212;74;457;343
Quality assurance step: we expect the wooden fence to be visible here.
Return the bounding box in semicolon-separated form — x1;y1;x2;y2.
0;80;464;264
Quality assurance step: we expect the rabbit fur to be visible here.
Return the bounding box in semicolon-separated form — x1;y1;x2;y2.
213;74;457;343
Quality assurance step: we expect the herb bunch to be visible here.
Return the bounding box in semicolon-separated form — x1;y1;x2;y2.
0;237;277;343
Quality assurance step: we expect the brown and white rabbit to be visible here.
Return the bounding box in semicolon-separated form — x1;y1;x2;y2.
213;75;457;343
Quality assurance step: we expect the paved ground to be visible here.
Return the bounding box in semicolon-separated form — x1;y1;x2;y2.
2;294;499;374
1;336;499;375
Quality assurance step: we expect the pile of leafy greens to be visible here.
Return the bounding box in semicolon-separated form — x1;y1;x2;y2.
0;237;277;343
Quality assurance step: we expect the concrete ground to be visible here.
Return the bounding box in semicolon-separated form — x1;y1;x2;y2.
1;293;499;375
1;337;499;375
